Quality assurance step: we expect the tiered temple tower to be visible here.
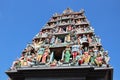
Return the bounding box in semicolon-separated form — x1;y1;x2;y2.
6;8;113;80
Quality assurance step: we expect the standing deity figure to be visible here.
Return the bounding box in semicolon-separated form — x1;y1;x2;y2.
41;46;50;63
93;46;99;57
64;45;71;63
36;46;45;62
76;47;83;65
89;50;96;65
72;44;80;61
48;52;54;64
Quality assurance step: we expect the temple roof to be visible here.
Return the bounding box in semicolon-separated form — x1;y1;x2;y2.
7;8;111;72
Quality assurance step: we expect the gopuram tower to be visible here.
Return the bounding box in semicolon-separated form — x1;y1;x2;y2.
6;8;113;80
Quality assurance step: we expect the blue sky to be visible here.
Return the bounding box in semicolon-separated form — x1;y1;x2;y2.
0;0;119;80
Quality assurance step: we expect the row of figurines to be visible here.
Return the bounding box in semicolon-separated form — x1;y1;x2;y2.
43;22;90;33
10;45;110;70
32;34;101;49
37;25;94;38
53;8;84;17
50;12;84;22
48;17;87;26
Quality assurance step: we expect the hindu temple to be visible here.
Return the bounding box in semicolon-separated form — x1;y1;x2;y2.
6;8;113;80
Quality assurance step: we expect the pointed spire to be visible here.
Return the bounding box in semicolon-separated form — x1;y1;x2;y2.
80;9;85;13
63;8;73;14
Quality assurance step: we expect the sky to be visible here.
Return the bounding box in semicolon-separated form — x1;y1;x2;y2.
0;0;120;80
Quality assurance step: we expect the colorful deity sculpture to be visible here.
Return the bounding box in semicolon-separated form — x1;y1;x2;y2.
95;53;103;67
72;44;80;61
36;46;45;62
82;51;91;64
75;52;83;65
89;52;96;65
64;45;71;63
93;46;99;57
65;34;71;43
41;46;50;63
103;51;110;66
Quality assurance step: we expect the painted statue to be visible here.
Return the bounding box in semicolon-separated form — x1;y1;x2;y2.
72;44;80;60
65;34;71;43
82;52;91;64
41;46;50;63
64;45;71;63
103;51;110;66
36;47;45;62
95;53;103;67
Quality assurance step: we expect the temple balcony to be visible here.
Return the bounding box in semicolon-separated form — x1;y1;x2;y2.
61;16;74;20
75;21;89;26
57;22;74;26
89;42;102;47
42;25;56;30
74;16;86;19
50;42;74;48
50;32;70;36
76;30;94;35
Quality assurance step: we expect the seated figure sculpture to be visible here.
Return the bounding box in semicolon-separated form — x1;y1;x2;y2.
64;34;71;43
95;53;103;67
10;58;21;70
103;51;110;67
27;53;36;66
20;56;28;67
82;51;91;64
